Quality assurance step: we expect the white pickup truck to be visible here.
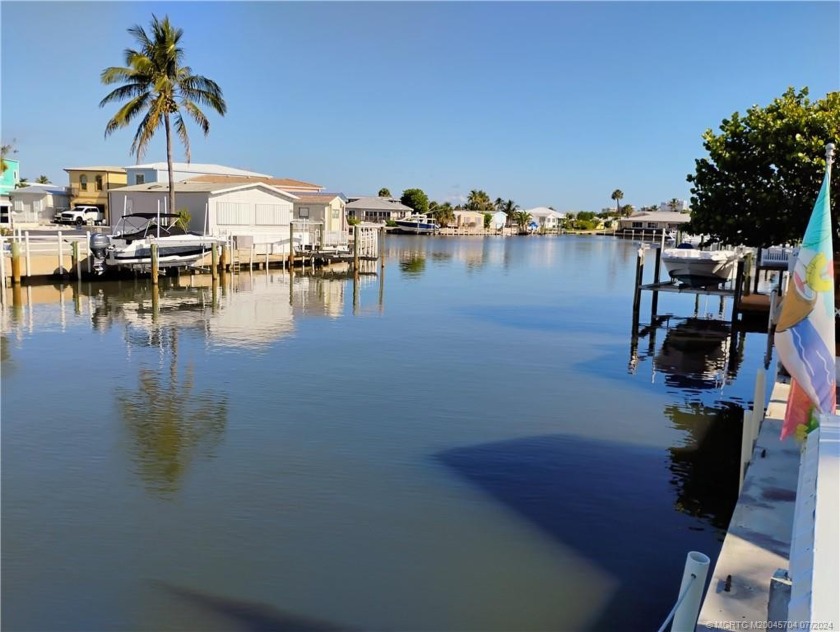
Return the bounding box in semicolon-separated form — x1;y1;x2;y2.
54;206;106;226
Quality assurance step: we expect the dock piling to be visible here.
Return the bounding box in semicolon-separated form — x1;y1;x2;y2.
632;246;646;316
10;241;22;285
669;551;711;632
24;231;31;279
151;243;159;285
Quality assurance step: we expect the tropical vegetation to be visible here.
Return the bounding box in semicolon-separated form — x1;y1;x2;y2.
400;188;429;214
100;14;227;219
687;87;840;247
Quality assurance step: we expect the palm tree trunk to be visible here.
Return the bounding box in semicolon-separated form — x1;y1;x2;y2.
164;113;175;219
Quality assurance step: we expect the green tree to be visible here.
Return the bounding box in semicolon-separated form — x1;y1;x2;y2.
513;210;532;233
15;178;28;189
400;188;429;214
100;14;227;220
483;213;492;230
431;201;455;227
687;87;840;247
0;141;16;174
466;189;494;211
36;175;50;184
378;187;391;198
494;197;504;212
502;199;518;221
611;189;624;216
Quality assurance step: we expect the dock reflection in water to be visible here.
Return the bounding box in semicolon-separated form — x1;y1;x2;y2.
2;237;772;631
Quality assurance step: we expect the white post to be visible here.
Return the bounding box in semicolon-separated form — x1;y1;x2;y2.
671;551;710;631
0;235;6;297
265;246;269;270
739;408;754;494
86;231;92;274
57;231;64;274
250;243;254;270
24;230;31;278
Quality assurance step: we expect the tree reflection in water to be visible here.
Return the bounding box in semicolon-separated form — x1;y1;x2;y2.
116;325;228;496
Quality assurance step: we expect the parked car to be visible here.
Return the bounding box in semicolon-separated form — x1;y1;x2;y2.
54;206;105;226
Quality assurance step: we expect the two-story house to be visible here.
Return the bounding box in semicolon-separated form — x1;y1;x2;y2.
124;162;271;186
63;166;127;224
1;158;20;224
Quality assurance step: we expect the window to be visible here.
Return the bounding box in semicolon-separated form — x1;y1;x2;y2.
13;199;23;211
95;175;103;191
33;199;43;212
135;174;145;185
299;207;310;219
332;209;340;220
80;175;88;191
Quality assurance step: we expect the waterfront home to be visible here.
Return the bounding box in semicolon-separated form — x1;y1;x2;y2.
124;162;270;186
9;184;71;224
186;174;324;194
346;196;413;224
617;210;691;236
489;210;508;230
1;158;21;224
524;207;565;231
453;210;486;231
293;193;348;248
108;180;298;250
63;166;127;224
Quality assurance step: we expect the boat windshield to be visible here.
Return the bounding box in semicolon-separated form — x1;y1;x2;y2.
112;214;180;239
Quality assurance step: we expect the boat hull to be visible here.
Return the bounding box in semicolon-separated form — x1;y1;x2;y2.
661;249;739;288
394;215;439;234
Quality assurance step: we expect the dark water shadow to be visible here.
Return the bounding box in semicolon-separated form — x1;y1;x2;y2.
435;433;729;630
152;581;355;631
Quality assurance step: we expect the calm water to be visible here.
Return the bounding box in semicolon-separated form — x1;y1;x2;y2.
2;235;771;631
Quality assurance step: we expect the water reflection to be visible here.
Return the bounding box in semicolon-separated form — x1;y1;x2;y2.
399;253;426;277
116;327;228;496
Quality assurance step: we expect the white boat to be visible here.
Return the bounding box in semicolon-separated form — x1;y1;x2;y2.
394;214;440;234
89;213;222;275
660;244;741;288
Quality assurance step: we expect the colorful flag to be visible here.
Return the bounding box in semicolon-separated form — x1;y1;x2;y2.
774;145;836;439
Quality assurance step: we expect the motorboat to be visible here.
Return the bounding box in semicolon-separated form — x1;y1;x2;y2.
394;214;440;235
660;244;741;288
89;213;223;275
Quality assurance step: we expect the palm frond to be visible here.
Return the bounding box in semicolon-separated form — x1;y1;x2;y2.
173;113;192;162
180;101;209;135
103;93;151;136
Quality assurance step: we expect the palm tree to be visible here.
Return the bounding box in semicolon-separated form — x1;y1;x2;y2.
502;199;519;225
378;187;391;198
494;197;504;213
15;178;28;189
611;189;624;216
100;14;227;219
513;210;532;233
1;141;17;174
467;189;493;211
36;175;50;184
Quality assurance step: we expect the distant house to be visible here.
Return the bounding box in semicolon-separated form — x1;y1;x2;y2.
0;158;20;224
453;210;486;230
124;162;271;186
345;196;413;223
489;210;508;230
63;166;127;223
109;180;299;250
293;193;348;249
524;207;565;230
9;184;70;224
617;211;691;234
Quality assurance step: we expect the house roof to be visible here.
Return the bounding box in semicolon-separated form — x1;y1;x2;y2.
345;196;412;211
128;162;271;177
10;184;68;196
295;194;345;204
524;206;564;217
624;211;690;223
111;181;300;199
186;174;323;190
64;166;126;173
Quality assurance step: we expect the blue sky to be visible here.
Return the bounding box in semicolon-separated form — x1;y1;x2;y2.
2;1;838;211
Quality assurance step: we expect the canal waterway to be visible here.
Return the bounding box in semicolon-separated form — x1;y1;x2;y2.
1;235;772;631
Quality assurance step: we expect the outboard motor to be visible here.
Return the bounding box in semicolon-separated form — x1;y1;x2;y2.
89;233;111;275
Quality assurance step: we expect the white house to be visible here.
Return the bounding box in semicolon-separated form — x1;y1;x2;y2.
293;194;349;250
109;180;300;251
489;211;508;230
618;211;691;233
345;196;413;223
186;174;324;194
9;184;70;224
524;207;565;230
124;162;271;186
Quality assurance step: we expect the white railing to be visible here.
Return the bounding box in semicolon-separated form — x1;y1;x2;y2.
786;414;840;628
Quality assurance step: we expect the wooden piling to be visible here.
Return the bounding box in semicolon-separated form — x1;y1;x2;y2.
151;243;159;285
632;247;645;317
10;241;22;285
24;231;31;278
72;240;82;280
289;223;295;270
353;225;360;279
0;236;6;293
651;245;662;318
57;231;64;275
379;226;385;270
221;243;229;272
731;259;746;323
211;244;219;280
